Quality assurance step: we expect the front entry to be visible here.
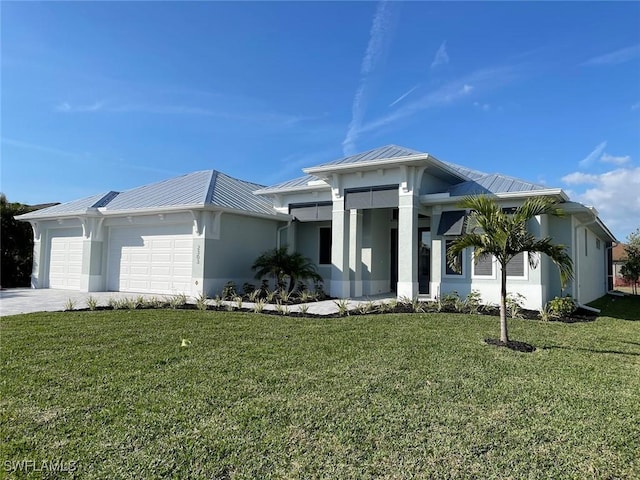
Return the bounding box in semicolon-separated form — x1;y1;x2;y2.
418;228;430;294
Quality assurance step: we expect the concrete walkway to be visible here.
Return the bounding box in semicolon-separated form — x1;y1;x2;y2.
0;288;396;317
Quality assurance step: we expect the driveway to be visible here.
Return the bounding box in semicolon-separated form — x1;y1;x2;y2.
0;288;398;317
0;289;152;316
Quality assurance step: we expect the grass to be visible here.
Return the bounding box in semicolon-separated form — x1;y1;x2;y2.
1;300;639;479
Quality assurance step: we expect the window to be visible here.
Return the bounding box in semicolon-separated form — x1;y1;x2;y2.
596;238;601;250
506;252;526;278
319;227;332;265
445;240;463;276
585;229;588;256
472;250;494;277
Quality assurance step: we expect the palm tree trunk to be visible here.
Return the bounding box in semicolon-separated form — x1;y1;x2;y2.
500;265;509;343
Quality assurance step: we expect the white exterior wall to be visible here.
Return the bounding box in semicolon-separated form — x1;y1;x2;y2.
295;221;332;292
202;212;282;296
574;222;608;304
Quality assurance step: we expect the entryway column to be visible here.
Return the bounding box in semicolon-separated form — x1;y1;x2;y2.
79;216;105;292
330;197;351;298
349;209;363;297
397;192;418;298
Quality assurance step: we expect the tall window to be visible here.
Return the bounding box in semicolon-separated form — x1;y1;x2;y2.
319;227;332;265
445;240;463;276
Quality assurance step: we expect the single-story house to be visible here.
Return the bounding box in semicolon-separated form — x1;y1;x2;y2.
17;145;617;309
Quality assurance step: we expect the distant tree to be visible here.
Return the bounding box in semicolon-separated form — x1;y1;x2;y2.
0;194;37;287
447;196;573;344
252;247;323;293
620;227;640;295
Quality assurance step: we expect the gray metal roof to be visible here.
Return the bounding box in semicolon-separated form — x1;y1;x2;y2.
448;173;547;196
15;191;118;220
254;174;329;194
311;144;424;168
17;170;279;219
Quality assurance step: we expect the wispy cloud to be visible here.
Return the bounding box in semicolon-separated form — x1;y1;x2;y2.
359;65;516;135
389;85;419;107
55;100;321;128
601;153;631;165
431;41;449;69
578;141;607;168
561;171;599;185
55;101;107;113
1;137;81;158
473;101;490;111
581;44;640;66
342;0;398;156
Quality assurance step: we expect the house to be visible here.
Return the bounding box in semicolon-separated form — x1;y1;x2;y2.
612;243;629;287
16;145;617;309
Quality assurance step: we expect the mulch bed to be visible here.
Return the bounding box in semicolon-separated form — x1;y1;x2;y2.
484;338;536;353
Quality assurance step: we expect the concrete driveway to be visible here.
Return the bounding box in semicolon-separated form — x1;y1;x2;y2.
0;288;397;317
0;289;152;316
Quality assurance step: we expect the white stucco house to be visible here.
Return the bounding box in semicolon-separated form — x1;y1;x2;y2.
17;145;616;309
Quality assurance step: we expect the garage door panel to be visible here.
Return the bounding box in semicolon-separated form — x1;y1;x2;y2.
108;225;193;295
48;229;83;290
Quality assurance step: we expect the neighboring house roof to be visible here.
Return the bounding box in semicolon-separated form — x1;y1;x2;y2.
16;170;279;220
613;243;628;262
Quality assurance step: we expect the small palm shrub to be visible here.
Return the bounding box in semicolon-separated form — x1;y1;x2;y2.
222;281;237;300
248;289;261;302
168;293;187;310
275;302;288;315
334;298;350;316
233;296;244;310
506;293;526;319
86;296;98;311
64;298;76;311
547;295;576;318
195;293;208;311
298;303;310;315
463;290;482;314
253;299;265;314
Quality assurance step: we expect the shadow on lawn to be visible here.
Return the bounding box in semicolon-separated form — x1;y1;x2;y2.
542;345;640;357
589;294;640;321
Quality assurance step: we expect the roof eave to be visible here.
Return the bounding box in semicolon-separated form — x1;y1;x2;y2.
303;153;431;176
254;183;331;195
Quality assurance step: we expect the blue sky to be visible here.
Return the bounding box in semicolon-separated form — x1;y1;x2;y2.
2;1;639;241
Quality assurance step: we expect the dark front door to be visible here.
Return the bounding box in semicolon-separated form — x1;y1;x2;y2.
390;228;398;292
418;228;430;294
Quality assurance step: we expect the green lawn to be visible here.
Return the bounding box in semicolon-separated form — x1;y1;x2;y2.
1;299;639;479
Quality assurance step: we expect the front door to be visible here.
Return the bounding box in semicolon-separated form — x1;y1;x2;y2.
418;228;431;294
390;228;398;292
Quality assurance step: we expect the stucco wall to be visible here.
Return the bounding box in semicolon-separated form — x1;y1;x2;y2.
203;212;282;296
575;224;608;304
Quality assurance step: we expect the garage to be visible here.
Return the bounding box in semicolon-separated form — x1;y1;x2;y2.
48;228;84;290
107;224;193;295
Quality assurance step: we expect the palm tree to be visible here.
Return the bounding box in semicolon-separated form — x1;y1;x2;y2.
447;196;573;344
252;247;323;293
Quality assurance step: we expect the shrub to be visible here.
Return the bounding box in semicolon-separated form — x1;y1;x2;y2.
248;289;261;302
222;281;237;300
547;295;576;318
253;299;265;314
506;292;526;319
195;293;208;311
298;303;310;315
464;290;482;314
64;298;76;311
86;296;98;311
168;294;187;310
334;298;350;316
242;283;256;296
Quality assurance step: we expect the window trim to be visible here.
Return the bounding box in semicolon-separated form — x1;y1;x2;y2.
443;239;465;278
471;250;496;279
506;251;529;280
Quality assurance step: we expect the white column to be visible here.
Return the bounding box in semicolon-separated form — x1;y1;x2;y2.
330;197;351;298
349;209;363;297
430;209;442;297
29;222;43;288
397;193;418;298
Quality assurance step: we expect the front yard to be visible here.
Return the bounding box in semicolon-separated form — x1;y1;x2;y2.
1;298;639;479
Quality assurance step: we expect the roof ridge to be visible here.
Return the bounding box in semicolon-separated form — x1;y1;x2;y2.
205;170;218;204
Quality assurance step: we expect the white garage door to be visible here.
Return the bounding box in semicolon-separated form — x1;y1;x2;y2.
49;228;83;290
107;224;193;295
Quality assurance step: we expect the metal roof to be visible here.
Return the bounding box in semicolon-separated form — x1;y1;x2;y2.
15;191;118;220
311;144;424;168
254;174;329;194
17;170;279;219
448;173;547;196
